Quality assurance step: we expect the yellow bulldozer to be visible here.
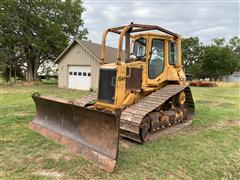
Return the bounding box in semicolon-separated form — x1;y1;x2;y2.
29;23;195;172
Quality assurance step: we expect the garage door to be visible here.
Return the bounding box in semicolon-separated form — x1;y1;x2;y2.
68;65;91;90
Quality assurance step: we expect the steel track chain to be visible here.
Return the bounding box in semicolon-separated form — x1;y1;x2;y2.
120;85;195;142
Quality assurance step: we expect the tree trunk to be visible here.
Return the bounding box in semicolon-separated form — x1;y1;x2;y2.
9;65;12;83
27;61;33;82
33;60;39;81
14;62;17;83
26;58;40;82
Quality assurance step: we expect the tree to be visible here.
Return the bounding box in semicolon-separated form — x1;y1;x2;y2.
0;46;19;83
201;45;238;80
0;0;88;82
212;38;225;46
181;37;204;77
229;36;240;57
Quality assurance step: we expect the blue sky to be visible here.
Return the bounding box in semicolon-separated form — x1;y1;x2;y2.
82;0;239;47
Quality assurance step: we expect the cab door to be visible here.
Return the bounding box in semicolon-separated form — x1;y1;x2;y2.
147;37;167;85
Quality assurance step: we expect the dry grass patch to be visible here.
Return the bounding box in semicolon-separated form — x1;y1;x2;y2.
217;82;240;88
9;112;32;116
33;170;64;179
212;119;240;129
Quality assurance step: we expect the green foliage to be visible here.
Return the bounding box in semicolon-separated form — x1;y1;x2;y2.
201;45;239;79
229;37;240;48
229;37;240;59
3;66;25;82
182;36;240;79
182;37;203;67
0;0;88;82
41;78;58;85
181;37;204;77
212;38;225;46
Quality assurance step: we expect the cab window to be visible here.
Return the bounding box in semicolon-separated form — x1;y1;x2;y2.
169;41;177;65
148;39;164;79
133;38;147;59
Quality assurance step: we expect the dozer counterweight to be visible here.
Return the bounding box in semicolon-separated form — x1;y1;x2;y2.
29;23;195;172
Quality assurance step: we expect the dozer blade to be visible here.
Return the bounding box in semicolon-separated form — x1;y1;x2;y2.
29;93;120;172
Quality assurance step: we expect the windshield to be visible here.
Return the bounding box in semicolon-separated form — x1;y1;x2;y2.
133;38;147;59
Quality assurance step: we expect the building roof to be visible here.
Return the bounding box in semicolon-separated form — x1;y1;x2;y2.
55;39;123;64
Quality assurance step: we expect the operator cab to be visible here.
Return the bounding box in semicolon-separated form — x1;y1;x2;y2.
129;33;179;79
130;33;178;64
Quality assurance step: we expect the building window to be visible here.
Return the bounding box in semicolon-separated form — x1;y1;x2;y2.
83;72;87;76
74;72;77;76
78;72;82;76
69;71;72;75
88;72;91;76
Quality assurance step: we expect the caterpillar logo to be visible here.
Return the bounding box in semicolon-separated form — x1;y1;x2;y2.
118;76;127;81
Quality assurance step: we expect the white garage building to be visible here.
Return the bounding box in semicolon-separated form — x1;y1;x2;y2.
55;39;119;90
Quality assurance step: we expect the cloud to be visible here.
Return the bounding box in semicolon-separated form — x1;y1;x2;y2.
101;5;123;22
82;1;239;45
132;8;151;17
193;26;230;35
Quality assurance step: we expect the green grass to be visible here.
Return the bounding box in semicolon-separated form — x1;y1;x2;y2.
41;78;58;85
0;84;240;179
